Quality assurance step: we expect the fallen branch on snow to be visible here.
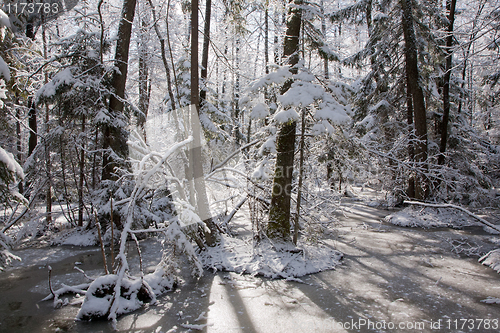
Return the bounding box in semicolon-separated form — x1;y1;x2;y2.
404;201;500;234
481;297;500;304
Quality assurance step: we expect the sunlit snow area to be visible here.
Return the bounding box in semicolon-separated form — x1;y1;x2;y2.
1;188;500;332
2;0;500;331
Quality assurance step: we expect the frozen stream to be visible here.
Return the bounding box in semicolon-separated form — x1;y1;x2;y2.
1;201;500;332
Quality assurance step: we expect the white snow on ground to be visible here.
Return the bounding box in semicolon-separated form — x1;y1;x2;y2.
386;203;500;304
200;236;343;279
385;206;482;229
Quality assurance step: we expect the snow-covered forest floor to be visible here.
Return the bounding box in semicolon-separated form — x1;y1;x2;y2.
1;188;500;332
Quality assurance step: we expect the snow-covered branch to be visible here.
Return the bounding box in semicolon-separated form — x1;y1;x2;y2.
404;201;500;233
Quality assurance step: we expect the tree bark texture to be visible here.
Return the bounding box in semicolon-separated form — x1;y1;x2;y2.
191;0;218;246
401;0;428;199
102;0;137;181
267;0;302;241
28;100;37;157
138;20;150;141
438;0;457;165
200;0;212;105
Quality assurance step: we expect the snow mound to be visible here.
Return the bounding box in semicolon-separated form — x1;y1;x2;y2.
385;206;481;229
143;266;177;295
200;236;343;279
77;274;154;321
479;249;500;273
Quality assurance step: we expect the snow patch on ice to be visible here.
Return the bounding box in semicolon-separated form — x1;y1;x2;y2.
200;236;343;279
385;206;482;229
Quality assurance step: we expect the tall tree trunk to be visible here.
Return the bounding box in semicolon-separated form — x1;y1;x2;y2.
28;101;37;157
406;70;415;198
267;0;302;242
234;37;241;145
293;108;306;245
401;0;428;200
200;0;212;105
78;116;85;227
102;0;137;181
264;6;272;126
43;24;52;225
16;106;23;194
27;16;37;159
321;0;328;79
191;0;218;246
147;0;177;109
438;0;457;165
138;20;150;140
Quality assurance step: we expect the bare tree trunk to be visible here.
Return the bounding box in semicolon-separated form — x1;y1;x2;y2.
267;0;302;242
233;38;241;146
78;116;85;227
102;0;137;181
92;130;98;190
16;106;23;194
191;0;218;246
293;108;306;245
401;0;428;200
265;8;269;76
438;0;457;165
147;0;177;109
321;0;328;79
28;101;37;157
200;0;212;105
457;2;485;117
42;24;52;225
26;19;37;161
406;70;415;198
138;20;150;141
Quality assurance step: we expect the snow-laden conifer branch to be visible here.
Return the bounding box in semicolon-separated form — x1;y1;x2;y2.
328;0;369;25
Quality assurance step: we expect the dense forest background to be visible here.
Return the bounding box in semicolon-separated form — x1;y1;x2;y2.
0;0;499;274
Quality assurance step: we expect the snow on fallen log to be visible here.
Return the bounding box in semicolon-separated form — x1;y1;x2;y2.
404;201;500;234
481;296;500;304
41;283;91;302
479;249;500;274
76;274;154;321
